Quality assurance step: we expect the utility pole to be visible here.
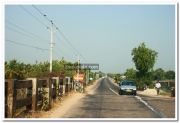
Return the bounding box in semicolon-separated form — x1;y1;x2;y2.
50;21;54;73
77;55;80;82
86;69;89;85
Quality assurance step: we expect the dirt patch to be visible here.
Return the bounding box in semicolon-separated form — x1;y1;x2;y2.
137;88;172;98
85;79;101;95
37;92;85;118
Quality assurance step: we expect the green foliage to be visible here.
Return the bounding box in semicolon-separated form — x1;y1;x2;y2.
131;42;158;88
140;72;153;87
52;60;64;72
113;74;121;83
165;70;175;79
41;88;49;111
152;69;175;80
153;68;165;80
131;42;158;76
107;73;113;78
5;59;77;79
124;68;136;80
89;71;95;80
107;73;121;83
160;82;171;92
98;71;105;78
123;67;175;90
29;62;49;78
5;60;26;79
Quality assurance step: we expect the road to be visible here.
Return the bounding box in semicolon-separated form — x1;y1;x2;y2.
62;77;161;118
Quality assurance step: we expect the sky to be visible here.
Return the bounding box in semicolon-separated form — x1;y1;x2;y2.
5;5;175;73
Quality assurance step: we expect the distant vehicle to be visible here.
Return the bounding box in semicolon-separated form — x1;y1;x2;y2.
119;80;137;95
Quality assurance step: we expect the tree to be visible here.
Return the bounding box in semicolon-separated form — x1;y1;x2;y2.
113;73;121;83
131;42;158;88
165;70;175;80
153;68;165;80
5;60;18;79
5;59;76;79
5;60;25;79
131;42;158;75
124;68;136;80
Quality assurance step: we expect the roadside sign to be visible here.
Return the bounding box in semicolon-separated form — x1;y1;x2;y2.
73;73;85;82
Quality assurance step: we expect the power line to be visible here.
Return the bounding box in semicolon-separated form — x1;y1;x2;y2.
32;5;77;62
6;39;49;51
56;35;75;54
56;28;86;61
6;25;49;44
19;5;48;28
31;5;87;62
55;27;87;62
55;37;79;62
55;46;75;61
32;5;52;23
6;20;48;42
6;25;37;40
55;29;81;61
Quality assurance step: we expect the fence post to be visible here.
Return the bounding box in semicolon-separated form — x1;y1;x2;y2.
27;78;37;111
63;78;66;95
45;78;52;109
71;78;74;90
52;77;59;100
49;78;52;108
65;77;68;94
7;79;16;118
59;78;63;96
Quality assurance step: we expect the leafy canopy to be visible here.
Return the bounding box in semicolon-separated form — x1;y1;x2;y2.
124;68;136;80
131;42;158;75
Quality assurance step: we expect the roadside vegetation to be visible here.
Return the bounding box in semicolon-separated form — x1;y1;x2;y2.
5;58;101;117
5;58;97;80
108;42;175;91
5;59;71;79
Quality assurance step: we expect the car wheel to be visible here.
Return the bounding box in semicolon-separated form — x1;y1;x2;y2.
120;90;123;95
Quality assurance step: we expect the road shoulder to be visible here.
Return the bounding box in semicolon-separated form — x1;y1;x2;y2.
137;89;175;118
32;79;101;118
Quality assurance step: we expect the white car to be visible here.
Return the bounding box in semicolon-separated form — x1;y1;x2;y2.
119;80;137;95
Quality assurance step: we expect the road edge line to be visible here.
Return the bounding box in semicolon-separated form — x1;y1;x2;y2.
109;88;119;95
135;95;166;118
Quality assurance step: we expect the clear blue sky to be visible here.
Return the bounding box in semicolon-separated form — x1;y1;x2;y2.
5;5;175;73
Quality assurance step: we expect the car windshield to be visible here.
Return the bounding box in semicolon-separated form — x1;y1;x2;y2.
121;81;136;86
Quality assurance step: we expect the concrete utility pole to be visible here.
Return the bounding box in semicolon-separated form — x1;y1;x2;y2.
50;21;54;73
86;69;89;85
77;55;80;82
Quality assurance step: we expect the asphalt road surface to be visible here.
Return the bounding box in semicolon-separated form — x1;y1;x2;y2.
62;77;161;118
